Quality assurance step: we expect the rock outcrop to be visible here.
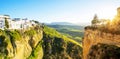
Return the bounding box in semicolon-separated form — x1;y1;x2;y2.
83;7;120;59
0;25;43;59
83;27;120;59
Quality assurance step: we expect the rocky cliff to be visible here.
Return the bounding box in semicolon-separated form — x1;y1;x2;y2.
83;7;120;59
83;26;120;59
0;25;43;59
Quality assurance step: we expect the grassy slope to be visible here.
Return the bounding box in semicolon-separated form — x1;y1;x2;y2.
47;25;84;43
42;26;82;59
25;25;82;59
44;26;82;47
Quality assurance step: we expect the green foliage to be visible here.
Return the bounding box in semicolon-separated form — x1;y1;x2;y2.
28;41;43;59
25;29;36;36
91;14;99;25
43;26;62;38
9;30;21;41
57;29;84;37
5;18;9;28
0;26;41;58
48;25;84;30
0;34;9;58
0;35;5;41
47;25;84;43
42;25;82;59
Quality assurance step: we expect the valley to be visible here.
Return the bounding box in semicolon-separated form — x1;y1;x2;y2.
47;24;84;43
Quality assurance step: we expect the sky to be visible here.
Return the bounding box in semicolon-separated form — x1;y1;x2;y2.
0;0;120;25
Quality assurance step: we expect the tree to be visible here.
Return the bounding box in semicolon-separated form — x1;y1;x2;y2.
117;7;120;16
91;14;99;25
5;18;9;28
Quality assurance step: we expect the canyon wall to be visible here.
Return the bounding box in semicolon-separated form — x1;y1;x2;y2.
83;26;120;59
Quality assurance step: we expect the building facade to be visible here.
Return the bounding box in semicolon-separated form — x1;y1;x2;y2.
0;15;37;30
0;15;10;30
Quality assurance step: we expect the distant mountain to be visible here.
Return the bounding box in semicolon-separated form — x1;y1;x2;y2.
47;25;84;31
75;22;91;26
45;22;89;26
47;22;75;25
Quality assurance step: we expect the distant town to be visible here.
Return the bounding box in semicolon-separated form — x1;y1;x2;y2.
0;15;37;30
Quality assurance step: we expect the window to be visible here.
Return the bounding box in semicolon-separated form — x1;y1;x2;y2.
0;20;3;22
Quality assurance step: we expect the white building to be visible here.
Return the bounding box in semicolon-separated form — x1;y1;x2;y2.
9;18;36;30
0;15;10;30
0;15;37;30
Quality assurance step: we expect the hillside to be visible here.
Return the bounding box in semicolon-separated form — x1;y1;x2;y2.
42;26;82;59
47;25;84;43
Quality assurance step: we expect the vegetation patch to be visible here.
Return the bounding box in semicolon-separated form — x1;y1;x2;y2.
47;25;84;43
9;30;21;41
28;41;43;59
25;29;37;36
42;25;82;59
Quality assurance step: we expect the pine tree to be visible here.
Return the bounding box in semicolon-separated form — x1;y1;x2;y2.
91;14;99;25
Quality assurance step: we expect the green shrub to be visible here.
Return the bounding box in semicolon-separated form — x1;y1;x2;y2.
25;29;36;36
27;41;43;59
0;35;5;41
9;30;21;41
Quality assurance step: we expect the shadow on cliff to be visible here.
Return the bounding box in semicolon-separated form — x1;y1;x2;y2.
88;43;120;59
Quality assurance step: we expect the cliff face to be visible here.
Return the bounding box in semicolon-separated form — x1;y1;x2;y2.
88;43;120;59
42;33;82;59
83;7;120;59
83;27;120;59
14;29;43;59
0;25;43;59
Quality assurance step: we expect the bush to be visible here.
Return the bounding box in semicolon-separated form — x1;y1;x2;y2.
9;30;21;41
25;29;36;36
27;41;43;59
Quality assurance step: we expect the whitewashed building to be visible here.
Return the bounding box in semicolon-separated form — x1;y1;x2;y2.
0;15;37;30
0;15;10;30
9;18;36;30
